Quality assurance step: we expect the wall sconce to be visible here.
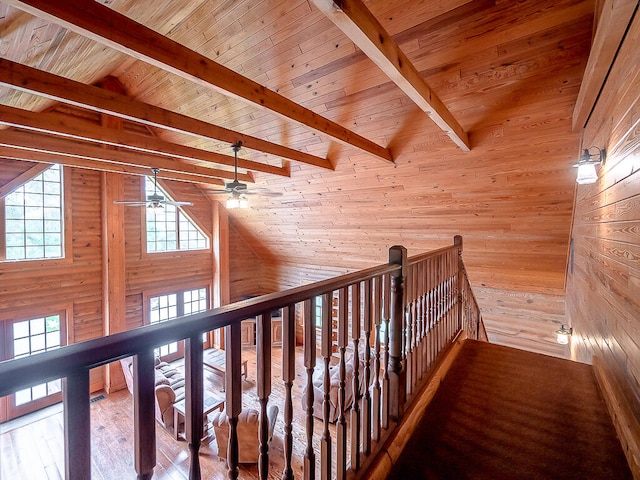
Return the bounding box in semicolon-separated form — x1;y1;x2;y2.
555;324;573;345
574;147;606;185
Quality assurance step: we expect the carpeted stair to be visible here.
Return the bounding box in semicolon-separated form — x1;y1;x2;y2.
388;340;633;479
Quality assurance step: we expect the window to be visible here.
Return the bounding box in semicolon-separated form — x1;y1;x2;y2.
2;311;67;420
3;164;63;261
145;177;208;253
148;287;209;361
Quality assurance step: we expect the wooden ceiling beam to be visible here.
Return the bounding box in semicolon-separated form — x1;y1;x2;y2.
0;104;287;178
0;58;325;171
0;145;226;186
0;163;51;199
311;0;470;152
4;0;393;163
0;129;249;183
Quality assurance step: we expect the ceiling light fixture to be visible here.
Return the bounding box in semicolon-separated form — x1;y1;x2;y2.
226;193;248;209
574;147;606;185
555;324;573;345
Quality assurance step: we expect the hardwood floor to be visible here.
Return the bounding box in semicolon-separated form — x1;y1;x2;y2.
0;346;336;479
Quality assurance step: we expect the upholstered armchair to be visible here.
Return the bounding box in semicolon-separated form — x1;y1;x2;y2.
211;405;279;464
120;356;186;430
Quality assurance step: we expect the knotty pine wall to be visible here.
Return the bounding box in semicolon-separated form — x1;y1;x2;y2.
0;164;104;389
566;2;640;451
0;162;217;395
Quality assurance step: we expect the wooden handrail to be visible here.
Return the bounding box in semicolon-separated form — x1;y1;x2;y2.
0;236;486;480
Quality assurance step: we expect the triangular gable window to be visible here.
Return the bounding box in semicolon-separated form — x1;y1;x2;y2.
145;177;209;253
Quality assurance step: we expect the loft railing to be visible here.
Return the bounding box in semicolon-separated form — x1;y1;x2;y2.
0;235;485;480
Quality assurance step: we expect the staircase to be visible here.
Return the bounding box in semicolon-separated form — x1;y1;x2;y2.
387;340;633;479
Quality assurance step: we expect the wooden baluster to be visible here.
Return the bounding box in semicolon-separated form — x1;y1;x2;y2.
336;287;348;480
428;257;435;368
455;236;464;335
372;276;382;441
185;335;204;480
303;298;316;480
282;305;295;480
63;370;91;480
381;273;390;430
405;265;413;397
320;292;333;480
350;282;361;472
256;312;272;480
132;350;156;480
418;261;426;378
388;245;407;421
362;279;372;456
225;322;242;480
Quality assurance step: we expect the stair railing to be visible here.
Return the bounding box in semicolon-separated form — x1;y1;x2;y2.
0;235;484;480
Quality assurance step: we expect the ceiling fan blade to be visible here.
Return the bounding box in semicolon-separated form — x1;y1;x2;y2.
114;200;149;205
207;189;232;194
164;200;193;206
248;189;284;197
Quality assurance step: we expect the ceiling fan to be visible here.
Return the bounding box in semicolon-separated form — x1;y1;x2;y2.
209;141;283;208
114;168;193;209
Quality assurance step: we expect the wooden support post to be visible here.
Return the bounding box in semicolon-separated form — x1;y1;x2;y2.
185;336;204;480
63;371;91;480
225;322;242;480
303;298;316;479
350;282;361;472
388;245;407;421
133;350;156;480
336;288;348;480
320;292;333;480
281;305;296;480
362;279;372;456
256;313;272;480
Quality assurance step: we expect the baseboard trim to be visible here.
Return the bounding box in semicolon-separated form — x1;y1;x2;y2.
593;356;640;480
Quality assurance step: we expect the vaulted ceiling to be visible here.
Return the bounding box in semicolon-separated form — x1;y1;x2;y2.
0;0;595;294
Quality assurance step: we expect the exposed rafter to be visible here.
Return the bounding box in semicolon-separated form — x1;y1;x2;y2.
0;104;289;178
4;0;394;163
0;129;250;183
311;0;470;152
0;145;227;186
0;58;327;171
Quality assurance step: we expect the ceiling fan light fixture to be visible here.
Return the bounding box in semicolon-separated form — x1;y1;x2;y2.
226;194;248;209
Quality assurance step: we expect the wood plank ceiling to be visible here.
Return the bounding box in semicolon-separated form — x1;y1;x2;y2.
0;0;595;294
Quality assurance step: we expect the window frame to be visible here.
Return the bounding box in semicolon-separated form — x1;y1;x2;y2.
141;177;210;255
143;284;212;362
0;164;72;267
0;304;71;421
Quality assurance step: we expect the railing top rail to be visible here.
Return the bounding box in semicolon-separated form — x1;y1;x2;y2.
0;259;401;397
407;243;459;266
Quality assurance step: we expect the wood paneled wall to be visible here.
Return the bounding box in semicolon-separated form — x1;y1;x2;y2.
566;0;640;464
0;165;104;389
474;287;567;359
0;160;216;394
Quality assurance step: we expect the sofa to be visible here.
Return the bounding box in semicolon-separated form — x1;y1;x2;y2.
120;356;186;430
211;405;279;464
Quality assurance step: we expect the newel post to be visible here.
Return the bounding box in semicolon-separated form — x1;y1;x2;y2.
454;235;464;334
388;245;407;420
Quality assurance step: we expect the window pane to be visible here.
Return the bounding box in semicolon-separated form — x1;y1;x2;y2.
47;379;61;394
30;318;45;335
13;337;30;357
15;389;32;406
32;383;48;400
30;334;46;353
13;321;29;339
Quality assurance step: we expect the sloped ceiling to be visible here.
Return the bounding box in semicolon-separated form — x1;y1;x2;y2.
0;0;595;294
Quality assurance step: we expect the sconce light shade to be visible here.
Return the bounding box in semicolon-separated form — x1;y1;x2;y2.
226;194;248;209
556;324;573;345
573;147;606;185
576;162;598;184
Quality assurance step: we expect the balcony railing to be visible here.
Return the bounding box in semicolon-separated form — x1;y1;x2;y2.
0;235;484;480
